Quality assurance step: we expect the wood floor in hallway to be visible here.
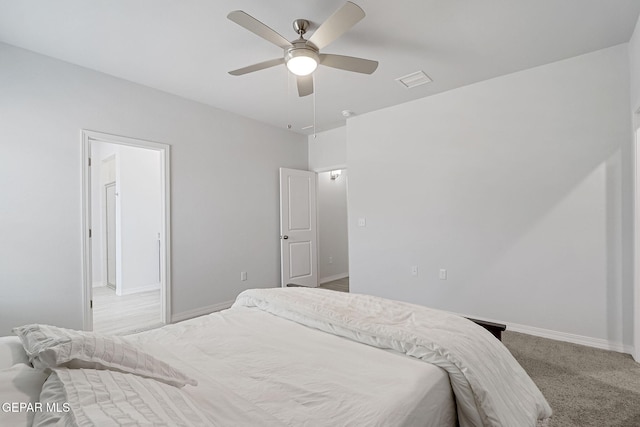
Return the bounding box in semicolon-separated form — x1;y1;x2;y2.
318;277;349;292
92;286;163;335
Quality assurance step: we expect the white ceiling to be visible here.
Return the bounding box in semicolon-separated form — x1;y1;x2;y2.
1;0;639;135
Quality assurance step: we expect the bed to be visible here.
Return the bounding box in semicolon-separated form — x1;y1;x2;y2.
1;287;552;426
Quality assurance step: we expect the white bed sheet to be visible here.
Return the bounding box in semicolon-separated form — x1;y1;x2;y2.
127;306;457;427
0;336;29;368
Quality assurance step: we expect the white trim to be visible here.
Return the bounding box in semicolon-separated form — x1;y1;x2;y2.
101;157;116;291
81;138;92;330
319;273;349;284
508;322;634;355
447;310;633;355
81;130;172;330
171;300;235;323
634;124;640;361
117;283;160;296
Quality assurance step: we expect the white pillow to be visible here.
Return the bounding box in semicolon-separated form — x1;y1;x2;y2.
0;336;29;368
13;324;196;388
0;364;49;426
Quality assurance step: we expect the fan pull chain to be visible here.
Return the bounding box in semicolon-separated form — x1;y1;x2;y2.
312;73;317;139
287;71;292;130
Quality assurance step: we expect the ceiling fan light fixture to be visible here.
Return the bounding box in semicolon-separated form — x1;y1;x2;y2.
285;48;319;76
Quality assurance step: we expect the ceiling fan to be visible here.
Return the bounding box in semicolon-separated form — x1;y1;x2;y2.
227;1;378;97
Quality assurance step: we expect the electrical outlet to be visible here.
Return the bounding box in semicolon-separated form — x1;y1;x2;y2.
439;269;447;280
240;271;247;281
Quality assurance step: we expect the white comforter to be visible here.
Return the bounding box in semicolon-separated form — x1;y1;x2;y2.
8;287;551;426
233;288;552;427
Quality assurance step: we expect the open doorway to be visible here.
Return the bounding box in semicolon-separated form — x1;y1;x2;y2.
316;169;349;292
82;130;171;335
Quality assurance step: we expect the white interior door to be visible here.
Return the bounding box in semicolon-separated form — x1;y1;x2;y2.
105;182;117;289
280;168;318;287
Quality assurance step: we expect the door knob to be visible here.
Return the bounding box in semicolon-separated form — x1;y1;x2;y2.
282;235;289;239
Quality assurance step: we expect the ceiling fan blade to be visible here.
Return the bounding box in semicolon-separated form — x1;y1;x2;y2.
319;54;378;74
228;11;292;49
307;2;365;50
229;58;284;76
297;75;313;97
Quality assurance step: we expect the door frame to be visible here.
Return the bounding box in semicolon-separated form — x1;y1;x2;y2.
81;130;171;331
104;181;117;290
634;118;640;362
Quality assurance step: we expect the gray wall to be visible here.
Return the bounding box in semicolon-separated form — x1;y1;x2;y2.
630;15;640;117
309;129;349;284
308;127;347;171
317;170;349;283
347;45;634;350
0;43;307;335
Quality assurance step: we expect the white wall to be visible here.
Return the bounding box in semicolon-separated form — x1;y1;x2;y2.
308;126;347;170
317;170;349;282
0;43;307;335
630;15;640;116
628;16;640;359
309;128;349;283
90;142;161;295
347;45;633;349
118;144;162;295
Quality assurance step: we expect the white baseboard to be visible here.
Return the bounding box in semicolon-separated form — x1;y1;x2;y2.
117;283;160;296
319;273;348;284
171;300;234;323
446;310;633;355
507;322;634;355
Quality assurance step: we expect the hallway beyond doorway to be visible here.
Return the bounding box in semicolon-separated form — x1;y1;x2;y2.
92;286;162;335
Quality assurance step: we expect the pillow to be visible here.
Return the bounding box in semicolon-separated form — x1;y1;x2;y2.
0;364;49;426
12;324;196;387
0;336;29;368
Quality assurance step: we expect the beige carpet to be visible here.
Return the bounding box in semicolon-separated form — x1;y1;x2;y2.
503;331;640;427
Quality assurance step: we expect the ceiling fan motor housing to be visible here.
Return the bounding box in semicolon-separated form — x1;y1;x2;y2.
292;19;310;36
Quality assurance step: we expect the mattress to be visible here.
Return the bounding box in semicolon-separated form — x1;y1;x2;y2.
127;305;457;427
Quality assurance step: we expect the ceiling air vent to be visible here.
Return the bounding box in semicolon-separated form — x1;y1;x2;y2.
396;70;432;89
